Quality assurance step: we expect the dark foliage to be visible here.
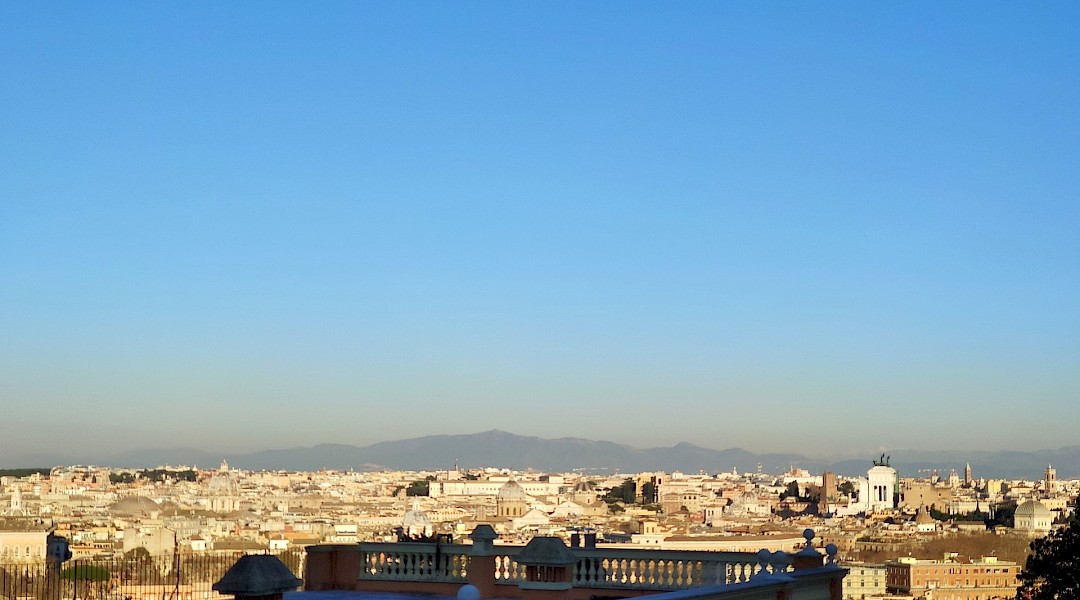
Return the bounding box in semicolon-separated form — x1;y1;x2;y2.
405;479;430;496
109;469;197;483
59;565;110;582
603;478;636;504
0;469;50;478
1017;499;1080;599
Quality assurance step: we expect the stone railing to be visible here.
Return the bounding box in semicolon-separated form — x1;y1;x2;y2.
492;548;525;583
358;542;470;583
630;565;845;600
305;527;846;600
357;543;759;588
572;548;765;590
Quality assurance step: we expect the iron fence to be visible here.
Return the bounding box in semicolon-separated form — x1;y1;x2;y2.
0;552;304;600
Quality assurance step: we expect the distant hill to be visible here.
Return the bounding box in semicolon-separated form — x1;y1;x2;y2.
3;430;1077;479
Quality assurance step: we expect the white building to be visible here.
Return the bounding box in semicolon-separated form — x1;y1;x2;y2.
867;464;897;512
1014;499;1053;533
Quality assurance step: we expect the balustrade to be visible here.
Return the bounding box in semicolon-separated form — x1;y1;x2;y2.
573;549;765;590
312;529;845;600
355;542;767;590
492;550;524;583
358;543;469;583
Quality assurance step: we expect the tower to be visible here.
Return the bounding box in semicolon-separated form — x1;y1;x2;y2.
964;462;972;486
1045;464;1057;494
820;471;839;516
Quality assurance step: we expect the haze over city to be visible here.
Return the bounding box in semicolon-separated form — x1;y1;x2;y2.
2;3;1078;461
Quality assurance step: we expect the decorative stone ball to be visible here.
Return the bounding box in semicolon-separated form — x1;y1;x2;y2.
457;585;480;600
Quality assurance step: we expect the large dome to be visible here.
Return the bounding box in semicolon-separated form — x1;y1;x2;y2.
109;495;160;516
208;460;239;496
498;480;526;500
1015;499;1051;518
1015;498;1053;533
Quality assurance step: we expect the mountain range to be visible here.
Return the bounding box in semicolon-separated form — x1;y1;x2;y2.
4;430;1078;479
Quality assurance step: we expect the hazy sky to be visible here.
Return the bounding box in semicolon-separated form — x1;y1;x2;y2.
2;3;1078;461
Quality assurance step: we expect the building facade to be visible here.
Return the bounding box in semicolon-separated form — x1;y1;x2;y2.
885;555;1019;600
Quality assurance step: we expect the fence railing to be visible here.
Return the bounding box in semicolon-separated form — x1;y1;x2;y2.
355;543;768;591
572;548;764;590
358;543;469;584
0;552;303;600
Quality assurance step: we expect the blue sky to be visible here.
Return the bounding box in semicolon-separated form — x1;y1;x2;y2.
2;3;1078;461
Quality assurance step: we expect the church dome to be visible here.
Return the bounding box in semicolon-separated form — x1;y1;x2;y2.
498;480;526;500
109;495;161;516
208;460;239;496
573;481;597;493
403;501;432;529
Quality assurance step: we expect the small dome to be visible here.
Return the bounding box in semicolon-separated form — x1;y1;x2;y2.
403;500;432;528
498;480;526;500
573;481;596;493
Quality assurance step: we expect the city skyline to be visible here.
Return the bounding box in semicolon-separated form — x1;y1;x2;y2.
2;3;1079;459
4;428;1079;481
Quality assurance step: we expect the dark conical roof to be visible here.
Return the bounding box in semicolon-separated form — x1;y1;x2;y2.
213;555;302;596
515;536;577;566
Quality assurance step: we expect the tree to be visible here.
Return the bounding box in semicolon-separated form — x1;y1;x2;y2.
110;471;136;484
989;501;1017;528
405;480;430;496
60;563;111;599
1017;497;1080;599
124;546;152;561
60;565;110;582
603;479;636;504
640;481;657;504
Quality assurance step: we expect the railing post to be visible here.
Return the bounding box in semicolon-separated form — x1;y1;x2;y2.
467;525;499;599
824;543;844;600
792;530;824;571
303;545;360;591
514;537;577;600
